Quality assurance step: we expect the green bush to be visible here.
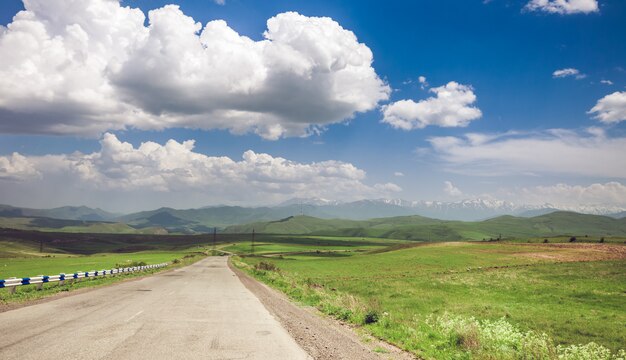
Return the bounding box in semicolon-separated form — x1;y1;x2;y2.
114;260;147;268
255;261;278;271
364;310;380;324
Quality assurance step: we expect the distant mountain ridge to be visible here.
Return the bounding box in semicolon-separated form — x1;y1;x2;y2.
223;211;626;241
1;198;624;234
0;204;118;221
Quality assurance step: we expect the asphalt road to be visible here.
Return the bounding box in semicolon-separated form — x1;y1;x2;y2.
0;257;311;360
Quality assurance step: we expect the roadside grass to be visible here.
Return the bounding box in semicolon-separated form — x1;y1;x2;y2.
0;252;207;304
235;242;626;359
0;251;197;278
0;238;212;305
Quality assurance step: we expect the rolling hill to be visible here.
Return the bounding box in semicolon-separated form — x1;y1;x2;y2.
223;211;626;241
0;204;118;221
0;216;166;234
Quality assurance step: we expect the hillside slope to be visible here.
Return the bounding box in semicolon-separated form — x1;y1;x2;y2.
0;217;166;234
223;212;626;240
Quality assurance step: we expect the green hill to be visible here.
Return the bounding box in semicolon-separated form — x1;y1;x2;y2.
223;211;626;240
0;204;118;221
0;217;166;234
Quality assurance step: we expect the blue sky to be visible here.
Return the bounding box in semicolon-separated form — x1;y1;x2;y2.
0;0;625;212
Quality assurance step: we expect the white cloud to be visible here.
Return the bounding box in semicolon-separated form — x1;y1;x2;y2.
552;68;586;79
213;0;225;5
418;75;428;89
443;181;462;197
374;182;402;193
428;128;626;178
381;82;482;130
0;133;400;206
588;91;626;124
525;0;599;14
0;152;40;181
600;79;613;85
517;182;626;207
0;1;389;139
394;171;404;177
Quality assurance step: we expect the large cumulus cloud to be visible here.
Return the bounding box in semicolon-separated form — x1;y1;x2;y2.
0;0;390;139
0;133;401;209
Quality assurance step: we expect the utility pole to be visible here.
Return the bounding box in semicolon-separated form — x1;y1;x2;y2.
212;227;217;253
251;228;255;256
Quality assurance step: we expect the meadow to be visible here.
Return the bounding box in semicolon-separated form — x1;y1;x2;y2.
235;241;626;359
2;225;625;359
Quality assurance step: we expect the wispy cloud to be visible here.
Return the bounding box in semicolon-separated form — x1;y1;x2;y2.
525;0;599;15
503;182;626;207
552;68;586;79
428;128;626;178
443;181;463;197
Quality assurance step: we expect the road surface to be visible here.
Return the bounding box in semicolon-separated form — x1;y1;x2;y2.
0;257;311;360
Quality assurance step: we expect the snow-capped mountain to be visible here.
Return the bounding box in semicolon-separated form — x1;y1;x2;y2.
277;197;626;221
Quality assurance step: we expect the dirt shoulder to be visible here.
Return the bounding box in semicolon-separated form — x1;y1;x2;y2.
229;260;416;360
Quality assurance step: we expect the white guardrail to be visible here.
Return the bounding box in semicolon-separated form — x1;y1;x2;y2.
0;263;169;294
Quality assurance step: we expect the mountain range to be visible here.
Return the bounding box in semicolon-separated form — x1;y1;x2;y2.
223;212;626;241
0;198;624;234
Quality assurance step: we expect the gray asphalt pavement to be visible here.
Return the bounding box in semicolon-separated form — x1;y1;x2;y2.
0;257;311;360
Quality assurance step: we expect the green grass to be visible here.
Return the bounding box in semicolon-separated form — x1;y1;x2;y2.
0;230;221;304
236;242;626;359
0;253;207;304
0;251;193;278
222;235;410;256
224;212;626;241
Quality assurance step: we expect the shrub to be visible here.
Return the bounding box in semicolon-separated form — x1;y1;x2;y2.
543;238;549;243
364;310;380;324
569;236;577;242
115;260;147;268
255;261;278;271
172;258;181;264
599;237;605;243
426;314;625;359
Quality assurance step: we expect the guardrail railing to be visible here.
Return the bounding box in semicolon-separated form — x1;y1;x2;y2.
0;263;169;294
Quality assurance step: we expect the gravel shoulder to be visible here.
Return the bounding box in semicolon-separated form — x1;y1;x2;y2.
229;259;416;360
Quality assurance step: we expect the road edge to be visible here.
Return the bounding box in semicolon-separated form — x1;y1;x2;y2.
228;258;416;360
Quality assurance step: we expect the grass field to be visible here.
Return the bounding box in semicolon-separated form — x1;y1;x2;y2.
222;235;411;256
0;251;196;278
225;212;626;241
236;241;626;359
0;229;224;304
3;226;625;359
